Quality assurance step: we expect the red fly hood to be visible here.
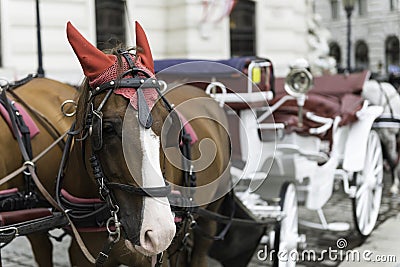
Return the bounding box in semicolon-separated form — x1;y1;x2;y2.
66;22;116;81
135;21;154;74
66;21;158;109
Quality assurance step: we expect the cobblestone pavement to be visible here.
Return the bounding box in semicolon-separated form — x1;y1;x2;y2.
1;174;399;266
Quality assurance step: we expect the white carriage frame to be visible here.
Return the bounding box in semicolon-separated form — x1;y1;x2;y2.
207;60;384;235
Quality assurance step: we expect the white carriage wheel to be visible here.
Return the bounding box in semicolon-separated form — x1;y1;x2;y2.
273;182;298;267
352;130;383;237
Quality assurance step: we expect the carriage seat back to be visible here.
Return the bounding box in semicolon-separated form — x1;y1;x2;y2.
270;71;369;138
274;70;369;97
155;57;274;111
155;57;274;93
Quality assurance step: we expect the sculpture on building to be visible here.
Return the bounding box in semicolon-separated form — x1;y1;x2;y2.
307;13;337;75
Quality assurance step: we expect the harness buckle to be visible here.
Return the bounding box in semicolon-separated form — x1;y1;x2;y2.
188;214;197;229
156;252;164;266
182;232;190;246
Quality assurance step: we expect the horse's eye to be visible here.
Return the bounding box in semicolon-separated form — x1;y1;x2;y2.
103;122;115;134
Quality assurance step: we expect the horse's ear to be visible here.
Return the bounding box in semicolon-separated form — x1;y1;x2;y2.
135;21;154;73
66;22;115;81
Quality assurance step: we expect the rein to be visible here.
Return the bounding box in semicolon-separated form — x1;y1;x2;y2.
0;131;68;186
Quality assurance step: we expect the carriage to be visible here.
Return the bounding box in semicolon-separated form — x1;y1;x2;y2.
153;57;397;266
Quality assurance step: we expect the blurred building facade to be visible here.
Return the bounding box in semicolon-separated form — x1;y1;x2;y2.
0;0;329;84
314;0;400;76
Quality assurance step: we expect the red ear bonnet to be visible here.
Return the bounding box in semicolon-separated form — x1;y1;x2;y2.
135;21;154;74
66;22;116;81
66;21;158;110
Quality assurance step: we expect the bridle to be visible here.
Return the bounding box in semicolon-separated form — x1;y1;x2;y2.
83;74;172;198
55;49;174;266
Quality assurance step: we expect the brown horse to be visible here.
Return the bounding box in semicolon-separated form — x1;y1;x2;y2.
63;21;231;267
0;77;76;265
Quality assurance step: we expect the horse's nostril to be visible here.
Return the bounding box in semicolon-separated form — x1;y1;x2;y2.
144;230;153;246
139;227;174;255
141;229;158;253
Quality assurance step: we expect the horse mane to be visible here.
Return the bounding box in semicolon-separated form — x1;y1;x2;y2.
75;45;139;134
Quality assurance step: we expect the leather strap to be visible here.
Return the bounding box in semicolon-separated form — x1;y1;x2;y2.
117;49;135;69
0;131;68;186
106;182;171;198
28;164;96;264
137;87;153;128
95;236;116;266
194;206;275;226
92;78;160;97
0;212;68;246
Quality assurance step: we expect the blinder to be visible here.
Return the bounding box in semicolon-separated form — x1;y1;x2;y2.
91;110;103;151
162;110;182;148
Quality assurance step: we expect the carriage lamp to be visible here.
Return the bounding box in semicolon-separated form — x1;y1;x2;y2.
284;67;313;127
342;0;356;72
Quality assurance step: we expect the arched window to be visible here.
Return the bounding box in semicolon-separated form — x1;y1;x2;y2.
355;40;369;70
95;0;125;51
385;36;400;73
329;42;341;68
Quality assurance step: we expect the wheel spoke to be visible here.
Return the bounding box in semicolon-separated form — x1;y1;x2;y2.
374;165;383;176
356;191;366;216
365;147;374;166
371;149;381;168
358;195;369;230
364;188;374;230
369;133;378;152
356;183;369;199
358;206;366;230
370;189;378;213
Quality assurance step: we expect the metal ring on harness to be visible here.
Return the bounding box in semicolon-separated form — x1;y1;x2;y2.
0;79;10;93
0;227;19;247
61;100;77;117
22;161;35;175
0;227;19;236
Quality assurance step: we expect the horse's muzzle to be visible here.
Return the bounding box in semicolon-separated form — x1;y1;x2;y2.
126;197;176;256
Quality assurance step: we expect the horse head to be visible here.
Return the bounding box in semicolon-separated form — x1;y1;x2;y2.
66;21;175;257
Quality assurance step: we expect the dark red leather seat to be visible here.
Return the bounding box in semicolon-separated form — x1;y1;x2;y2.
270;70;370;137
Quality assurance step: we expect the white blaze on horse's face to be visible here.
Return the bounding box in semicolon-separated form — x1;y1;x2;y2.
131;126;176;256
